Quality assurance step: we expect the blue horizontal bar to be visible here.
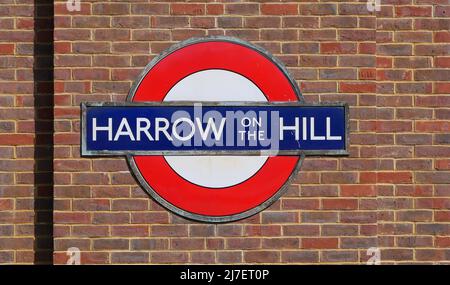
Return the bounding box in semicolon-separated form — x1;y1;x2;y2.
82;104;347;155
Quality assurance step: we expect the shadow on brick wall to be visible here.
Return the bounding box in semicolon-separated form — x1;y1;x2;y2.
33;0;54;264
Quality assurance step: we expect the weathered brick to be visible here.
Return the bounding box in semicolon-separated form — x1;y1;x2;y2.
261;4;298;15
396;6;432;17
93;239;129;250
302;238;338;249
244;251;280;263
217;17;242;28
113;16;149;28
131;238;168;250
54;212;91;224
151;225;188;237
1;0;435;265
323;199;358;210
93;213;129;224
172;4;204;16
217;251;241;263
227;238;261;250
245;17;280;28
283;17;319;28
321;251;358;263
171;238;205;250
226;4;258;16
111;252;149;264
281;251;318;263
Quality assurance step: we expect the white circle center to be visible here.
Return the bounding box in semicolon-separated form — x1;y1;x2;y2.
163;69;268;188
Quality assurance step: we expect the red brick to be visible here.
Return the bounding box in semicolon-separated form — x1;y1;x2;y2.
261;4;298;15
339;30;374;41
244;225;281;237
322;16;357;28
217;251;241;263
340;82;376;93
112;16;149;28
435;31;450;42
435;237;450;248
435;5;450;17
341;185;376;197
0;199;13;211
300;4;336;15
171;4;204;16
396;6;432;17
93;213;129;224
0;238;33;250
54;212;91;224
435;159;450;170
321;251;358;263
227;238;261;250
191;17;216;28
377;172;412;183
0;44;14;55
171;238;205;250
0;134;34;145
416;146;450;157
321;42;356;54
260;211;297;224
244;251;280;263
323;199;358;210
416;198;450;209
300;30;336;41
416;172;450;184
106;172;134;185
93;239;129;250
131;4;168;15
112;199;148;211
435;211;450;222
396;159;432;170
282;199;320;210
151;225;188;237
206;4;223;15
131;239;168;250
216;225;242;237
281;251;318;263
111;225;149;237
415;249;446;262
73;199;110;211
301;212;338;223
262;238;299;249
376;57;392;68
416;121;449;132
302;238;338;249
191;252;215;264
151;252;188;264
131;212;169;224
111;252;149;264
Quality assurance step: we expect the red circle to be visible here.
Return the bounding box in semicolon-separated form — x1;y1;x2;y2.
130;41;299;217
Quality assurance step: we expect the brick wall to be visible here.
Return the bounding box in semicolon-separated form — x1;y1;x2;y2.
0;0;54;264
376;0;450;263
0;0;448;264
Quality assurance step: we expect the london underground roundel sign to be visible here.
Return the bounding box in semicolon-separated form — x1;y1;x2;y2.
81;37;349;222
